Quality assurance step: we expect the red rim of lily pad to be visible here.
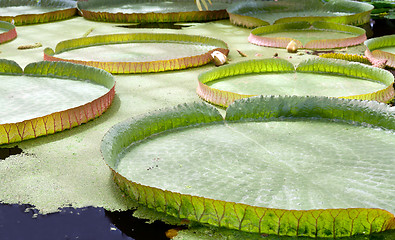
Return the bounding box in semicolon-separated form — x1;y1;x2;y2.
43;33;229;74
0;60;115;145
248;21;366;50
364;34;395;69
197;58;395;108
0;20;17;43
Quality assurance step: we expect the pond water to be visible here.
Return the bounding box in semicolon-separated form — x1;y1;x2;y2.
1;14;394;240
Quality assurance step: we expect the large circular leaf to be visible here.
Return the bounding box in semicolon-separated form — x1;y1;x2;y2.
0;60;115;145
101;96;395;238
227;0;373;28
77;0;233;23
0;0;77;25
197;58;394;107
249;21;366;49
44;33;229;74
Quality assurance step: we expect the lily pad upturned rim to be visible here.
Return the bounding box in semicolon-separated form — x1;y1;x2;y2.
0;59;115;145
43;33;229;74
0;0;77;25
101;96;395;238
77;0;230;23
227;0;374;28
196;58;395;108
364;34;395;69
248;21;367;50
0;20;17;44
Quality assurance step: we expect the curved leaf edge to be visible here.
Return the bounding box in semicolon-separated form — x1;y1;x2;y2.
248;21;366;49
364;35;395;69
197;58;395;107
0;60;115;145
0;20;17;44
227;0;373;28
44;33;229;74
101;96;395;238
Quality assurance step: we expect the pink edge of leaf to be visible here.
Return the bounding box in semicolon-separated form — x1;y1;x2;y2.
0;86;115;145
0;28;17;44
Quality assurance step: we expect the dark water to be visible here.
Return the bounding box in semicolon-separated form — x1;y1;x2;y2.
1;19;394;240
0;204;175;240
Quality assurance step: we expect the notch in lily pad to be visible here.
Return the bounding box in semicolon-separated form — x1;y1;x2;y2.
249;21;367;50
197;58;394;107
102;96;395;238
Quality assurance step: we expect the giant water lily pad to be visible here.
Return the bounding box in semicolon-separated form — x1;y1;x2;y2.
0;20;17;43
77;0;233;23
249;21;366;49
101;96;395;238
0;0;77;25
197;58;394;107
44;33;229;74
365;34;395;69
227;0;373;28
0;60;115;145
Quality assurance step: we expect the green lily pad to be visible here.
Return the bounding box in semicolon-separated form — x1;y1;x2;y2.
365;34;395;69
227;0;373;28
0;20;16;43
197;58;394;107
0;59;115;145
44;33;229;74
77;0;233;23
0;0;77;25
249;21;366;49
101;96;395;238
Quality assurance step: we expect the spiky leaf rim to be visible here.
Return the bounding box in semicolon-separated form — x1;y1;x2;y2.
101;96;395;238
248;21;366;49
364;35;395;69
0;60;115;145
196;58;395;107
227;0;373;28
0;20;16;43
44;33;229;74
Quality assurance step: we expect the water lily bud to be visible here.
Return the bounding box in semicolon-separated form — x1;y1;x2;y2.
211;51;227;66
286;40;298;53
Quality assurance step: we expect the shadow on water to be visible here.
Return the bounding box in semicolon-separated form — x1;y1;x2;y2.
0;146;23;160
0;203;179;240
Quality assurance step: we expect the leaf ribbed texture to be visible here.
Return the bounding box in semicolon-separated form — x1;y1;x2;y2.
44;33;229;74
249;21;366;49
102;97;395;238
0;61;115;145
227;0;373;28
197;58;395;107
0;0;77;25
364;35;395;68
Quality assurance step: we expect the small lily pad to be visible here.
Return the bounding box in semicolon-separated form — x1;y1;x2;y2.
197;58;394;107
227;0;373;28
0;60;115;145
44;33;229;74
365;34;395;69
101;97;395;238
77;0;232;23
249;21;366;49
0;0;77;25
0;20;16;43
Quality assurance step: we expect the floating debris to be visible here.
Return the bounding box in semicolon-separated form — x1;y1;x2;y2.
237;49;248;57
17;42;42;50
82;27;94;38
